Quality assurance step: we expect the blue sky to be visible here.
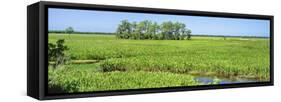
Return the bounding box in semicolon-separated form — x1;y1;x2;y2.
49;8;270;37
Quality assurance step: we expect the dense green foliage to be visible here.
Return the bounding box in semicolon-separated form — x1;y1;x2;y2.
48;33;270;93
48;39;69;68
116;20;192;40
48;66;199;93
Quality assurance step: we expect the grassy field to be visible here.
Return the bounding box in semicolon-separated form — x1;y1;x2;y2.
48;33;270;93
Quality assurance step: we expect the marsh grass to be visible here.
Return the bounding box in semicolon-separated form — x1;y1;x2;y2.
48;66;199;92
48;33;270;92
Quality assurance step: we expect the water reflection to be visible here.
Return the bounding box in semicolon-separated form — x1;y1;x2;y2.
195;76;257;84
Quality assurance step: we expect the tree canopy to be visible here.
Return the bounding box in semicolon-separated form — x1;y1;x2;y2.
116;20;192;40
65;27;74;34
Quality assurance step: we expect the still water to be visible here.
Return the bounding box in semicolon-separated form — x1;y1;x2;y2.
194;76;257;84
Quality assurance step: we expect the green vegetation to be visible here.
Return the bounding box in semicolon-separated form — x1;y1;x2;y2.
48;39;69;68
116;20;192;40
48;66;199;93
48;33;270;93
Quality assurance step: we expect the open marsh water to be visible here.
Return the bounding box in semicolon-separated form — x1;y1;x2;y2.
194;76;258;84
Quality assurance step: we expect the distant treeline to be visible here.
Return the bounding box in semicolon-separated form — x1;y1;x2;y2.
116;20;192;40
192;34;269;38
48;30;115;35
48;27;269;40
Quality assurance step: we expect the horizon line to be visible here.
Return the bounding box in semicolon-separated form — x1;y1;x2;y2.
48;30;270;38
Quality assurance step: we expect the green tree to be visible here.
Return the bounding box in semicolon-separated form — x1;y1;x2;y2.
65;27;74;35
179;23;186;40
116;20;132;39
161;21;174;40
150;22;160;40
173;22;182;40
135;20;152;39
136;21;146;39
115;20;192;40
186;29;192;40
131;21;138;39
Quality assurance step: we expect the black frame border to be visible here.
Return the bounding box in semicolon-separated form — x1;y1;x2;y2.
39;1;273;100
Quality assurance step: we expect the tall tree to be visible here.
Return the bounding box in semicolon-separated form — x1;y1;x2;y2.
150;22;160;40
173;22;182;40
186;29;192;40
115;20;192;40
65;27;74;38
65;27;74;34
136;21;146;39
131;21;138;39
161;21;174;40
116;20;131;39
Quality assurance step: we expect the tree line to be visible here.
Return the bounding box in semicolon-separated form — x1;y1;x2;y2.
116;20;192;40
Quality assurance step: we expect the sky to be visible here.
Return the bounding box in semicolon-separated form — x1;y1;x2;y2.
48;8;270;37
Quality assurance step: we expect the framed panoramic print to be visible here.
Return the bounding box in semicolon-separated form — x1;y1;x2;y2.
27;1;274;100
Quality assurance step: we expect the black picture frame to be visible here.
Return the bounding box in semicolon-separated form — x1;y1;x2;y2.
27;1;274;100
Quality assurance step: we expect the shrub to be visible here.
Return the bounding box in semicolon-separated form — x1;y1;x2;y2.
48;39;69;68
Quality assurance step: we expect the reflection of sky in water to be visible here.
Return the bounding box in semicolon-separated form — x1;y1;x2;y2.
195;76;257;84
